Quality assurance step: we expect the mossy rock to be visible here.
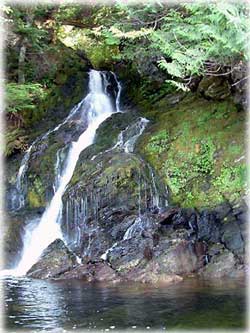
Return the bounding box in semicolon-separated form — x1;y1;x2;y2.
62;148;166;257
198;76;231;100
137;94;246;209
23;106;89;209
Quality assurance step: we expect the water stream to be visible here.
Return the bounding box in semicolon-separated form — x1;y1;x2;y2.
11;99;87;211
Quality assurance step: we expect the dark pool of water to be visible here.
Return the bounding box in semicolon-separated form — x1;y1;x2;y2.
3;276;246;331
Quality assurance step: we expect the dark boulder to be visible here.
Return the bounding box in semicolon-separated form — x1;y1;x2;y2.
27;239;77;279
199;249;245;279
197;210;221;243
220;220;245;261
106;215;157;273
61;149;166;261
230;61;248;110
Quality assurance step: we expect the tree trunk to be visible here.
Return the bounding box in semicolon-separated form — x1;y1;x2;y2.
18;38;27;84
17;8;35;84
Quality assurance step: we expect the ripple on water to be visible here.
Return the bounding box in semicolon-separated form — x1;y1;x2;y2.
3;276;246;331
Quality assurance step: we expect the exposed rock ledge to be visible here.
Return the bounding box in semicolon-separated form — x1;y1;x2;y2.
27;200;247;285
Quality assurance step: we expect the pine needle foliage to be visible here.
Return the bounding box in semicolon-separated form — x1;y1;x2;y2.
6;83;47;114
110;1;249;90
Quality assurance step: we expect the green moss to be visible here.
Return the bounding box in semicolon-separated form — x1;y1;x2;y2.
26;175;46;208
138;95;246;208
212;163;247;201
27;189;44;208
146;130;170;154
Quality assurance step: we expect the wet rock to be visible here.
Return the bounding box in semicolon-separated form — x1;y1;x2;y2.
93;262;120;282
108;226;207;283
61;150;166;260
120;229;206;284
230;62;248;110
152;230;206;276
110;215;138;241
221;220;244;260
57;262;120;283
106;215;157;273
214;202;232;220
55;263;92;280
27;239;77;279
207;243;225;257
107;223;154;273
107;238;153;273
124;264;183;285
197;210;221;243
159;208;198;236
199;250;244;279
232;200;248;243
93;111;139;154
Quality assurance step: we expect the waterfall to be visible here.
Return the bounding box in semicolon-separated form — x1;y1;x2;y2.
111;72;122;113
11;98;87;211
10;70;119;276
149;166;161;210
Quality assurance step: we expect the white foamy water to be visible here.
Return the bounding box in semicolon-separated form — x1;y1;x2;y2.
9;70;118;276
13;98;87;212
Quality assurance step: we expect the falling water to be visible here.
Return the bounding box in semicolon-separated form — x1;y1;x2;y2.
114;117;149;153
111;72;122;113
91;117;149;161
149;167;161;210
12;98;87;211
11;70;119;276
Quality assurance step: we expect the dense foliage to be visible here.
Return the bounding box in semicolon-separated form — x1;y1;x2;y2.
4;1;249;156
90;2;249;90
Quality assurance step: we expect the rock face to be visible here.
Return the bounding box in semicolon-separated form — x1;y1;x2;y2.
60;114;167;261
25;199;246;283
61;151;166;261
199;250;245;279
56;262;120;283
27;239;77;279
231;62;248;110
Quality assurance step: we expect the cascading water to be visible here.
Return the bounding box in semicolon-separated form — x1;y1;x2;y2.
91;117;149;161
9;70;120;276
114;117;149;153
111;71;122;113
11;98;87;211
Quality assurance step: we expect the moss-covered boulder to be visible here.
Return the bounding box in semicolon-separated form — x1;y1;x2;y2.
137;94;246;209
198;76;231;100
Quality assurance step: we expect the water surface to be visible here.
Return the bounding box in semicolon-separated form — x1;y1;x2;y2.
4;276;246;331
